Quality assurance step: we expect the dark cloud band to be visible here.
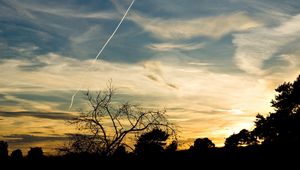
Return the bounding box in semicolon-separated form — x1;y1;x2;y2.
0;111;74;120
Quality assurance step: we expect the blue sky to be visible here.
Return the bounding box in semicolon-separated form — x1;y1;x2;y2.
0;0;300;153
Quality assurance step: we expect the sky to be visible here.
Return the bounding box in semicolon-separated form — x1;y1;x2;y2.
0;0;300;154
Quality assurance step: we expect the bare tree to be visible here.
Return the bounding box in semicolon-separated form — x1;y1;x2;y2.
61;82;176;156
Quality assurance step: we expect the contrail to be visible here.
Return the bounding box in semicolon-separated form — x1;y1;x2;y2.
93;0;135;63
68;0;135;110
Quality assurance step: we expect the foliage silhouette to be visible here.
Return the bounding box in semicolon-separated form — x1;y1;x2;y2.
134;129;170;156
252;75;300;147
225;129;257;148
190;138;215;151
165;140;178;153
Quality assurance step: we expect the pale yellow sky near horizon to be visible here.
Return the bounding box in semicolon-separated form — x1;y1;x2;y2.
0;53;299;154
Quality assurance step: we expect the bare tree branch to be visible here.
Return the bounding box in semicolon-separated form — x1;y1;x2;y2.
63;83;176;156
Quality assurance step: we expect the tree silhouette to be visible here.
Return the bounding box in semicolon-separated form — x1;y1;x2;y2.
252;75;300;146
134;129;170;155
225;129;257;148
112;145;127;159
62;82;176;156
0;141;8;160
165;140;178;153
61;134;102;154
190;138;215;152
27;147;44;160
11;149;23;161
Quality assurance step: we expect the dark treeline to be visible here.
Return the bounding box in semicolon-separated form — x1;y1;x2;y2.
0;74;300;167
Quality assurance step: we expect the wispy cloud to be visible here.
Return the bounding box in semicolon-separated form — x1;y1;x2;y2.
0;93;64;112
0;53;275;110
130;12;261;39
1;134;68;143
4;0;118;20
145;74;159;82
143;61;179;90
0;52;297;145
70;26;103;44
215;108;244;115
233;14;300;75
10;45;39;53
147;42;204;51
188;62;214;66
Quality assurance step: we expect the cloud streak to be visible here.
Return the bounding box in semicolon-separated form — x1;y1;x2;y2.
1;134;68;143
3;0;119;20
0;111;74;120
147;42;204;51
233;14;300;75
143;61;179;90
130;12;261;39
